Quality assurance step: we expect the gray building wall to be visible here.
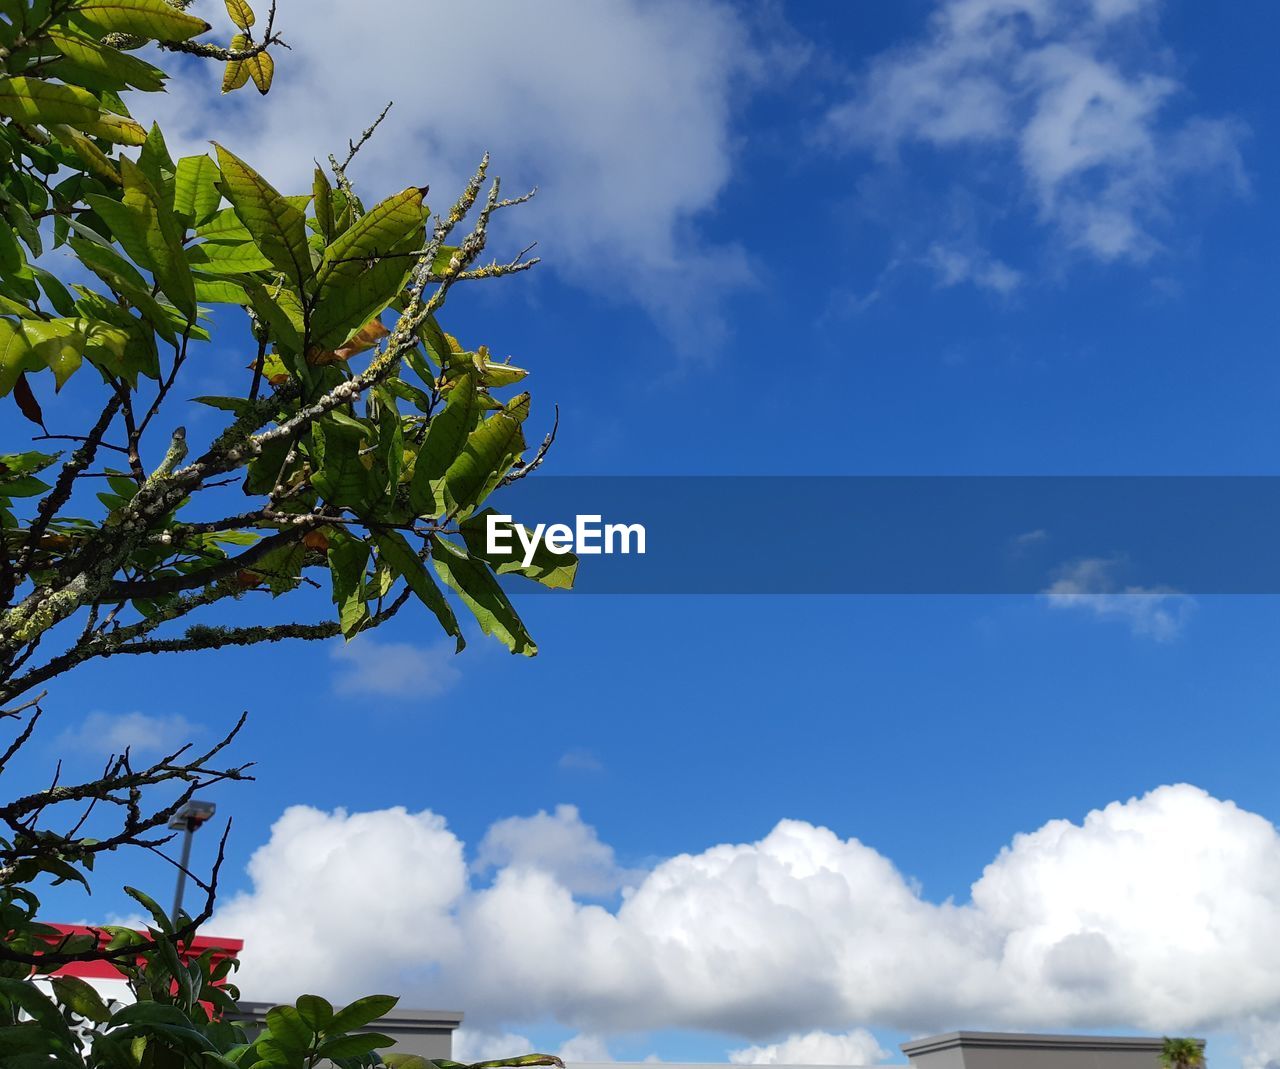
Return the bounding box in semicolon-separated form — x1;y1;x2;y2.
229;1002;463;1063
901;1032;1204;1069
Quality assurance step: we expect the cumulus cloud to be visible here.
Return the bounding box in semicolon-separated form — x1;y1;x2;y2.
330;637;462;699
730;1029;890;1065
473;804;641;898
826;0;1247;264
56;711;198;756
1043;557;1195;640
558;1034;615;1063
138;0;764;340
216;785;1280;1066
453;1029;534;1064
212;805;467;997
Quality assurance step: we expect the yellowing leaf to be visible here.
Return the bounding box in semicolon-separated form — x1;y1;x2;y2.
50;125;121;185
0;78;146;145
75;0;211;42
47;28;167;92
222;34;251;94
307;317;389;365
246;50;274;94
224;0;255;29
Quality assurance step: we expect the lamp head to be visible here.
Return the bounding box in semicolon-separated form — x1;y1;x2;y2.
168;799;216;830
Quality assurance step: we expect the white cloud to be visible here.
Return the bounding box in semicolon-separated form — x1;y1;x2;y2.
1044;557;1195;640
138;0;764;340
559;749;606;774
730;1029;890;1066
453;1029;534;1064
330;637;462;699
474;804;640;898
56;711;198;756
212;805;466;997
826;0;1247;264
925;243;1023;294
559;1034;615;1063
216;785;1280;1066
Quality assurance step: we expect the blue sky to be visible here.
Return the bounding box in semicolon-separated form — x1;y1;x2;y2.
15;2;1280;1068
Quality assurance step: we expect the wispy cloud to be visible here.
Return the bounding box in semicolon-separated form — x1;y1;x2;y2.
138;0;773;345
330;637;462;700
925;242;1023;294
825;0;1247;267
56;712;198;757
558;748;605;774
1043;556;1195;640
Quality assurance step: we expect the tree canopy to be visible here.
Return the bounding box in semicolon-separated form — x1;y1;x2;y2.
0;0;575;718
0;0;573;1064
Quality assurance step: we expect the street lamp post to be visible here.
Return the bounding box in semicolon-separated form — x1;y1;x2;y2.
168;800;216;921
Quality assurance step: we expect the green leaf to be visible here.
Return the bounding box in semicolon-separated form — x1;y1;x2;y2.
195;206;251;242
242;282;304;354
440;396;528;518
213;142;313;290
408;372;477;516
0;318;41;395
244;435;293;494
186;239;275;275
0;77;146;144
0;474;51;497
295;994;333;1032
137;122;176;198
47;29;167;92
309;186;424;347
325;994;399;1035
0;451;59;480
256;540;306;595
263;1005;312;1053
373;530;463;651
120;156;196;318
313;168;334;244
69;232;178;343
74;0;212;41
317;1033;394;1059
123;885;173;934
327;528;369;637
193;395;253;413
30;267;77;317
0;978;74;1040
461;510;578;590
174;155;222;226
310;420;373;509
84;192;153;268
18;319;83;389
431;536;537;655
49;976;110;1025
193;276;249;304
